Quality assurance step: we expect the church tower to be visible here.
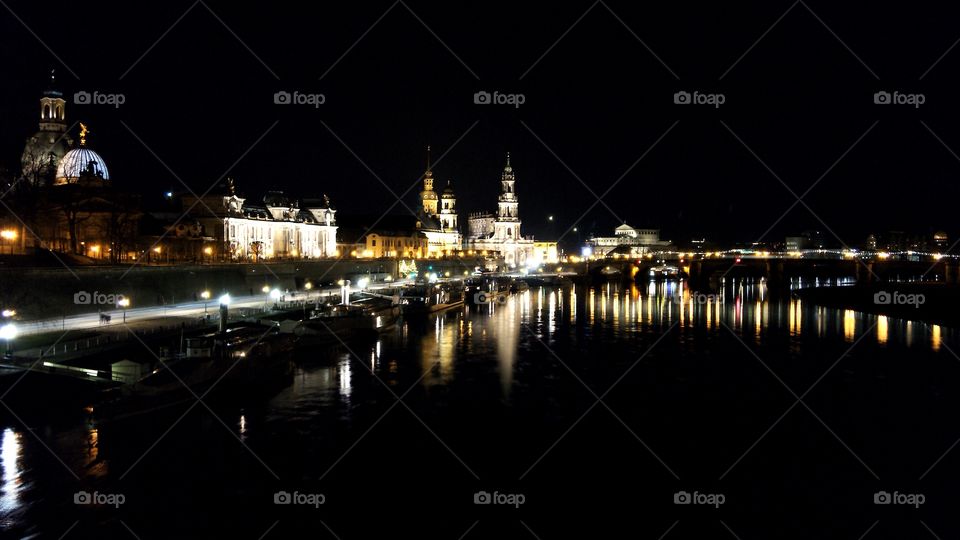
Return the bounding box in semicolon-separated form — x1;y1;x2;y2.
439;180;458;231
39;70;67;133
494;153;521;240
22;70;73;182
419;145;439;217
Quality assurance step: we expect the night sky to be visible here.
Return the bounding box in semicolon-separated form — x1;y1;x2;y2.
2;0;959;247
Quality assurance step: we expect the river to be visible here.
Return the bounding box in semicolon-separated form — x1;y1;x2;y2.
0;279;955;538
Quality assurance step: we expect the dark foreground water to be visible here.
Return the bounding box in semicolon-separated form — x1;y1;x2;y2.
1;280;958;539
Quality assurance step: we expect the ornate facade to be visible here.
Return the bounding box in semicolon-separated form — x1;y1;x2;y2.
182;180;338;261
466;154;537;268
416;147;461;253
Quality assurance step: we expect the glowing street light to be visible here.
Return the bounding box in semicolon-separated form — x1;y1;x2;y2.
261;285;271;294
0;230;16;240
218;294;232;306
304;282;313;290
117;297;130;322
201;290;211;313
1;309;14;318
269;288;282;301
0;323;17;355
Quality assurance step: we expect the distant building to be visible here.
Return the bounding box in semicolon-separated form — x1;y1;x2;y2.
466;154;541;267
415;147;461;254
586;223;670;257
933;231;948;250
181;179;337;261
785;236;809;252
336;214;429;259
21;71;72;184
3;76;141;260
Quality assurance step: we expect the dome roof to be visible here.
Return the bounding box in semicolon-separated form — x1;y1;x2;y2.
441;182;455;198
56;147;109;183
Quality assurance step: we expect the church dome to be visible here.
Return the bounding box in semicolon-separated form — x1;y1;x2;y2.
55;147;109;184
441;181;455;198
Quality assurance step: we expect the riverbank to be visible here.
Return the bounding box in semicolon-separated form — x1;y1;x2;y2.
796;283;960;328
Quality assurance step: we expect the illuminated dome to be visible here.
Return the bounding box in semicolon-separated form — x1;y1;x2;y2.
55;147;109;184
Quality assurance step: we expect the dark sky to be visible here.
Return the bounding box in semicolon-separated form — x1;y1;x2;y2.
2;0;959;248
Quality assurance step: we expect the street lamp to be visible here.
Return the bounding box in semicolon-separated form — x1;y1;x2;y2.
0;230;15;255
1;309;15;318
269;288;282;302
0;323;16;356
201;290;211;313
117;297;130;322
218;294;231;333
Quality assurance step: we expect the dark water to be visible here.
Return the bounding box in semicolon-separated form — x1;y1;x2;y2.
1;280;958;539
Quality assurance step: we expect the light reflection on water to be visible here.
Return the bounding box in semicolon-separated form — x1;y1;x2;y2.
0;279;953;537
298;280;952;402
0;429;22;516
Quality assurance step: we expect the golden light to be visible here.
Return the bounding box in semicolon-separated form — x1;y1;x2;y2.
305;282;313;290
262;285;271;293
89;245;100;253
201;290;211;300
1;309;15;318
153;246;162;254
203;247;213;255
334;249;341;257
0;230;16;240
117;298;130;308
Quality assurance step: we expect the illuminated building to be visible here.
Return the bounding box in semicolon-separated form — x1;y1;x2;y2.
466;153;537;268
181;179;337;261
415;146;461;253
586;224;670;257
20;71;72;184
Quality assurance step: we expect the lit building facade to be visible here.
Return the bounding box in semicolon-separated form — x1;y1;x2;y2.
416;147;461;253
586;223;670;257
466;154;537;267
182;180;337;261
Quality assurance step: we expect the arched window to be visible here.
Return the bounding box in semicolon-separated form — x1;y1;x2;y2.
43;104;50;119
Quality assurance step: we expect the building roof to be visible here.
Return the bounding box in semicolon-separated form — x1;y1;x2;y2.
56;147;109;182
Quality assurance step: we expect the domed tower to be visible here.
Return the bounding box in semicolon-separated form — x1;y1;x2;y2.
419;145;439;217
494;153;521;240
439;180;458;231
55;124;109;186
22;70;72;183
